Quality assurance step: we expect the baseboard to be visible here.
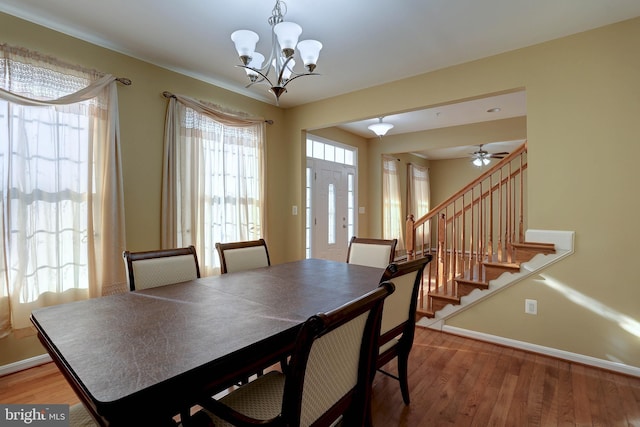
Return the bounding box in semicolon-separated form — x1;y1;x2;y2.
416;229;640;378
441;325;640;378
0;354;51;377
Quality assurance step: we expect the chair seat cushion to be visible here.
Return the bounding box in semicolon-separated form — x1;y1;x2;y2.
205;371;285;426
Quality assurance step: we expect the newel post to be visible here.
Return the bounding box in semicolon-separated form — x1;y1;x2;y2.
406;214;415;260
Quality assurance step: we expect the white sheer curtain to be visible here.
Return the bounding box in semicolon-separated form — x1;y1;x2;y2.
0;45;127;337
382;155;405;250
407;163;430;219
407;163;431;251
162;94;266;276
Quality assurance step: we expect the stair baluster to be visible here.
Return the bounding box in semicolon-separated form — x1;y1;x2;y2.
406;141;552;319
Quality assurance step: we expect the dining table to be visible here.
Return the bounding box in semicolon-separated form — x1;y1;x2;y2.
30;258;385;426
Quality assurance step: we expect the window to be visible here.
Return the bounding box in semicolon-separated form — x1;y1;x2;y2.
407;163;430;219
407;163;430;253
327;183;336;244
382;156;405;250
162;95;265;276
305;167;312;259
0;45;125;336
306;138;355;166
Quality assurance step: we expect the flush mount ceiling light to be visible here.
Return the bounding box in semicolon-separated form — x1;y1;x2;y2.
230;0;322;104
368;117;394;137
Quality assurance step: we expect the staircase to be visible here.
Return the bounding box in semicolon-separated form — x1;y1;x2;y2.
404;142;569;321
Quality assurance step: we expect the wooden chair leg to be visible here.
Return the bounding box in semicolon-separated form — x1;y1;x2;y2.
398;351;411;405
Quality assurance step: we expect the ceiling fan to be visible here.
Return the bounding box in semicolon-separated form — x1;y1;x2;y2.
470;144;509;167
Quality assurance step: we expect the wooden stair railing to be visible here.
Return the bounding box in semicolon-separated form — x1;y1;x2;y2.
406;142;548;318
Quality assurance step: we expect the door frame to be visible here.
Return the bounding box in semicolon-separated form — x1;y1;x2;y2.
305;135;358;260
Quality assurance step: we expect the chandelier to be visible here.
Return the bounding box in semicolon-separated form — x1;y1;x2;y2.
230;0;322;104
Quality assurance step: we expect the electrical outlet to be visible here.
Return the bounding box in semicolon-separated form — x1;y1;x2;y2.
292;205;298;215
525;299;538;315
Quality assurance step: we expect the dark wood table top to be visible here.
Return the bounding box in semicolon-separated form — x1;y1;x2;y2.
30;258;384;426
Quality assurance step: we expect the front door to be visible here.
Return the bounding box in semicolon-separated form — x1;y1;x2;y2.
311;159;355;261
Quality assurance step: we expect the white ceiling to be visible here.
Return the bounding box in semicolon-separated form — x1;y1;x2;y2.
337;90;527;159
338;91;527;138
2;0;638;158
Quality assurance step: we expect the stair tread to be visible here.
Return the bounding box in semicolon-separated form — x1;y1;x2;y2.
456;269;488;283
456;278;489;288
421;240;556;317
428;291;460;302
513;241;555;248
484;259;521;268
416;308;435;319
455;264;492;282
512;242;556;253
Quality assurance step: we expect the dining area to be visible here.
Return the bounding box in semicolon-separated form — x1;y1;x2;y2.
30;239;432;426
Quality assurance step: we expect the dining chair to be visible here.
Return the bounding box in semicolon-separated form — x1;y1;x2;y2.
376;255;432;405
123;245;201;291
192;281;395;427
346;236;398;268
216;238;271;274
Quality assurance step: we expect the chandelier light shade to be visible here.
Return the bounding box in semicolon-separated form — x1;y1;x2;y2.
472;157;491;167
297;40;322;72
368;117;394;137
230;0;322;104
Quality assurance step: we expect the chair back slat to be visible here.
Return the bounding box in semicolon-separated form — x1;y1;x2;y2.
379;256;431;345
301;312;368;426
216;239;270;274
130;255;199;290
380;271;416;336
123;246;200;291
346;237;397;268
221;246;269;273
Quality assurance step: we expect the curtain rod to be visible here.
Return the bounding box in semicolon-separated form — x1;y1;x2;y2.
162;91;274;125
116;77;132;85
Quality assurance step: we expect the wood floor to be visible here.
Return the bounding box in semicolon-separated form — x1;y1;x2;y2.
2;328;640;426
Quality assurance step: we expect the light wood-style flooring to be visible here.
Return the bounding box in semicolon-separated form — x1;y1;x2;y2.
2;328;640;426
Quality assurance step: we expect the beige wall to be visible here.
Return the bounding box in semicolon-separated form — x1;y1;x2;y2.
284;17;640;367
1;12;639;369
0;12;288;365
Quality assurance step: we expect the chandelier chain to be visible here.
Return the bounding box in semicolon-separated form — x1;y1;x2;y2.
268;0;286;26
